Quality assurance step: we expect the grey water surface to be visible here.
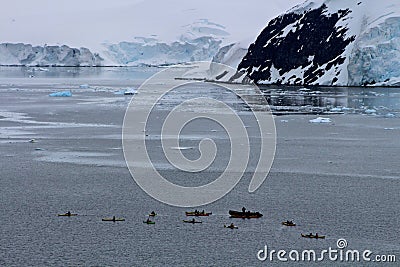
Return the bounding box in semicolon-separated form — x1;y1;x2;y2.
0;67;399;266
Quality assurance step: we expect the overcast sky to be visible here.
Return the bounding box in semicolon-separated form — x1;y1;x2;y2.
0;0;303;51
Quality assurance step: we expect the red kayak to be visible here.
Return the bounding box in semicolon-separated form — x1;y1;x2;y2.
229;210;263;218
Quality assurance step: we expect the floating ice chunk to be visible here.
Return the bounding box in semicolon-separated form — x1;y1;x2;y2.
114;89;126;95
309;117;331;123
124;88;138;95
384;128;395;130
385;113;396;118
342;107;353;112
35;148;45;151
170;146;194;150
280;119;289;123
364;109;377;114
330;107;342;112
79;84;90;89
49;91;72;97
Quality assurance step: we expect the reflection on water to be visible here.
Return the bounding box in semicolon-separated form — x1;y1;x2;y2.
260;85;400;114
1;66;400;114
0;66;159;80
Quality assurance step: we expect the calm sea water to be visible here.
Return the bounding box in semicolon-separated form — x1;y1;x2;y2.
0;67;399;266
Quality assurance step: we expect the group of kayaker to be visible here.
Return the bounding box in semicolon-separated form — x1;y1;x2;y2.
281;219;325;239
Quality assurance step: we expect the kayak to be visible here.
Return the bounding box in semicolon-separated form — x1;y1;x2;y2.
282;221;296;226
301;234;325;239
185;211;212;216
58;213;78;216
102;218;125;222
143;221;155;224
224;225;238;229
183;220;202;224
229;210;263;218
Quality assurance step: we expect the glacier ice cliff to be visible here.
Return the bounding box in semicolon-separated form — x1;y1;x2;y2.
103;36;222;66
102;19;228;66
348;16;400;86
0;43;103;66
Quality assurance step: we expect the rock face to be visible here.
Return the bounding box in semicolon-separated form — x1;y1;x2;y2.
0;43;103;66
238;4;355;85
234;0;400;86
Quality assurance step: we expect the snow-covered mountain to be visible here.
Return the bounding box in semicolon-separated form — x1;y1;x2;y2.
0;43;103;66
0;0;301;67
231;0;400;86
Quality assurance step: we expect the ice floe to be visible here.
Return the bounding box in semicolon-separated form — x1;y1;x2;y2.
49;91;72;97
309;117;332;123
170;146;194;150
79;84;90;89
364;109;377;114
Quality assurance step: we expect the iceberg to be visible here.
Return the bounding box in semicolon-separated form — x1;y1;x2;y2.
124;88;138;95
49;91;72;97
79;84;90;89
309;117;332;123
364;109;377;115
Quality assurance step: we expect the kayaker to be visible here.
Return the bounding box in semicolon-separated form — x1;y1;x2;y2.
315;233;319;238
151;211;155;215
113;216;116;222
67;211;71;216
146;218;151;223
242;207;246;213
192;218;195;223
230;223;235;228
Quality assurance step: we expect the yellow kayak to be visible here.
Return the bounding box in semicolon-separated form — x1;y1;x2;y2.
58;213;77;217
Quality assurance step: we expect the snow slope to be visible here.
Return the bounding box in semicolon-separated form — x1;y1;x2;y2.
234;0;400;86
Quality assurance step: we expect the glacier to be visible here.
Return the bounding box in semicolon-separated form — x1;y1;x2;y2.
101;19;227;66
102;36;222;66
0;43;103;66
